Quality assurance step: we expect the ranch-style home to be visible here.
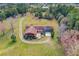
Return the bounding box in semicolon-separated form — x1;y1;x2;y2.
23;25;53;40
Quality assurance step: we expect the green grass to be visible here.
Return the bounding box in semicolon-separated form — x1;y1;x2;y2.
0;13;64;56
0;42;64;56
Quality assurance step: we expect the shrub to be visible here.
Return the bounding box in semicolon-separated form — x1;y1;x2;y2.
51;31;54;38
11;34;16;43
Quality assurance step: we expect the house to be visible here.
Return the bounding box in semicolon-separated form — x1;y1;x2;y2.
24;25;53;40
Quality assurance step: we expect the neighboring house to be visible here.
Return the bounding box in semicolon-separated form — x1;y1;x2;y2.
24;26;53;40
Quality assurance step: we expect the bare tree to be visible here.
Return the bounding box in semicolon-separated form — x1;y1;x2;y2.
0;21;5;35
60;30;79;56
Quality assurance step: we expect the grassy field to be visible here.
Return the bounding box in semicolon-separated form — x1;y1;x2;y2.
0;13;64;56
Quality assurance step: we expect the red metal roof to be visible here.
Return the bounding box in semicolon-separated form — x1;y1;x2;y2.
25;26;37;35
25;26;52;34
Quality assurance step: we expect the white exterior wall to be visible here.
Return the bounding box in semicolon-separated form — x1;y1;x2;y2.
45;32;51;37
36;33;41;39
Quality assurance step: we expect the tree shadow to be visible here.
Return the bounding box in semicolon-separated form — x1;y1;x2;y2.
0;33;5;39
5;41;16;48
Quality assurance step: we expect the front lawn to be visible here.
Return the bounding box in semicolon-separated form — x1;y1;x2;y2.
0;14;64;56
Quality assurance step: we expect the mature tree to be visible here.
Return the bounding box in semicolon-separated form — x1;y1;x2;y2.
0;10;6;21
48;4;58;19
16;4;28;15
34;7;44;19
67;8;79;30
74;21;79;31
48;4;74;20
57;4;74;17
4;6;18;18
